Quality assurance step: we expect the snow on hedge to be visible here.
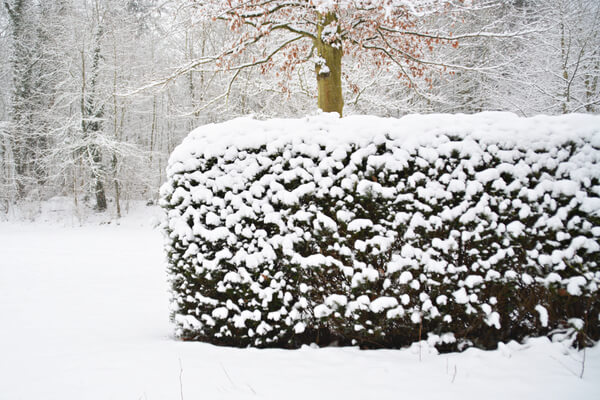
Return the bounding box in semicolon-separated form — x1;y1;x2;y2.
161;112;600;350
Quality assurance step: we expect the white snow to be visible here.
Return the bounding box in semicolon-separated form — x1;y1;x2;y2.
453;287;470;304
369;296;399;313
347;218;374;232
535;305;549;328
294;321;306;334
314;304;333;318
567;276;588;296
325;294;348;308
485;312;502;329
464;275;484;288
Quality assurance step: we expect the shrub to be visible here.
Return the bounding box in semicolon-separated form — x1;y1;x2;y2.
160;113;600;350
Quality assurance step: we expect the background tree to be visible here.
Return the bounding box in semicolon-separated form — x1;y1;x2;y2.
526;0;599;114
4;0;44;198
0;5;13;212
81;24;107;211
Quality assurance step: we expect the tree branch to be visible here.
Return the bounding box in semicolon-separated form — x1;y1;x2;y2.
227;34;304;71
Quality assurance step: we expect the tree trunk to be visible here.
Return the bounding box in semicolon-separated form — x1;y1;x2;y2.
315;12;343;116
94;165;107;211
113;153;121;218
559;20;570;114
112;35;121;217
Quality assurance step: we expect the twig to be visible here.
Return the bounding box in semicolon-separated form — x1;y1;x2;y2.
580;348;586;379
179;358;184;400
418;316;422;362
446;357;449;374
221;362;238;389
550;355;579;378
246;383;257;395
451;365;457;383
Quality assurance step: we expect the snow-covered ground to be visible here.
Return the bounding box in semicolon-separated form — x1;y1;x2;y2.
0;207;599;400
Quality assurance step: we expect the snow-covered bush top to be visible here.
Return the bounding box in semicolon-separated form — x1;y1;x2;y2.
161;112;600;350
167;112;599;176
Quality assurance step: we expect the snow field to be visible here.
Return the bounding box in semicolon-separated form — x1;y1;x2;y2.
0;216;599;399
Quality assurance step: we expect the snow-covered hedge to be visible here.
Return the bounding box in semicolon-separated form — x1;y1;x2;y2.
161;113;600;350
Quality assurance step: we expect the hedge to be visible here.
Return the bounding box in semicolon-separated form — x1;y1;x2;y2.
160;113;600;351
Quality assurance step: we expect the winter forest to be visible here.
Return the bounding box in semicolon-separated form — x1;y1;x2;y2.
1;0;598;215
1;1;600;398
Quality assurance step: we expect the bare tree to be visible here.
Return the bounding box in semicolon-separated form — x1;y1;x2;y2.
491;0;600;115
144;0;533;116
